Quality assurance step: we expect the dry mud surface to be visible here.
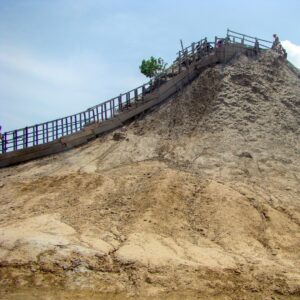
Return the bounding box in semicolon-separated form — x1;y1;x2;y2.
0;51;300;299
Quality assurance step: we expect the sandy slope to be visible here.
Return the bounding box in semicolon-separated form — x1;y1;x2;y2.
0;51;300;299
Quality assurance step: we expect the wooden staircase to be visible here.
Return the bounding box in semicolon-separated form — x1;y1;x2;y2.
0;29;277;167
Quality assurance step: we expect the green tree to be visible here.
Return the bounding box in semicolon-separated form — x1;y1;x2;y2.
139;56;167;79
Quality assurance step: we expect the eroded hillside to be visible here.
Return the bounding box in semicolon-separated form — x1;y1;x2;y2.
0;51;300;299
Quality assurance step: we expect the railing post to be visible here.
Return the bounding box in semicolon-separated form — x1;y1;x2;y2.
113;100;116;117
55;120;59;140
74;115;78;131
88;110;92;123
33;126;36;146
42;124;45;144
110;100;113;118
13;130;17;151
126;92;130;108
52;122;55;141
134;89;138;102
113;99;116;117
83;112;87;125
109;100;113;118
60;119;63;136
77;114;81;130
70;116;73;133
77;114;81;129
45;123;49;143
85;111;89;125
118;94;122;112
104;103;107;120
96;106;99;121
24;127;28;148
2;133;7;153
186;49;190;67
65;118;68;135
192;42;195;62
36;125;39;144
178;51;182;73
100;105;104;121
91;108;95;122
80;113;83;129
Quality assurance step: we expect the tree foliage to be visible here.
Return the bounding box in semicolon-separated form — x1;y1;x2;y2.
139;56;167;79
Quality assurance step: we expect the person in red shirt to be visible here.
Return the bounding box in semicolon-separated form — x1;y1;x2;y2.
216;39;224;48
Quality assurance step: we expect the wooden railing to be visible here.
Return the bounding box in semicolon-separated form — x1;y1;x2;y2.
0;29;272;154
0;82;151;153
226;29;272;49
176;38;216;69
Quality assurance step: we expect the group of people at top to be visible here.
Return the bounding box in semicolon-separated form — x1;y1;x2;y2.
213;34;287;59
216;36;230;48
272;34;287;59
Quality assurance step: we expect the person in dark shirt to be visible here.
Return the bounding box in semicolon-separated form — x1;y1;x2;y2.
272;34;280;50
254;38;260;55
271;34;288;59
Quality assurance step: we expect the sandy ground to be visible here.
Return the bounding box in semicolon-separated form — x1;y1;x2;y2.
0;51;300;299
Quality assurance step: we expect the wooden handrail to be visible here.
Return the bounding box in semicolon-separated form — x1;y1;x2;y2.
227;29;272;44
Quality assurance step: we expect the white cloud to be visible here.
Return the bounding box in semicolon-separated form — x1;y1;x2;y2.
0;47;82;87
282;40;300;69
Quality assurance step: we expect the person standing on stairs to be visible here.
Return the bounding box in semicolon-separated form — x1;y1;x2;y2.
272;34;280;50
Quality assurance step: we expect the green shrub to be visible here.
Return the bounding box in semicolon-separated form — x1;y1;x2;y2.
139;57;167;78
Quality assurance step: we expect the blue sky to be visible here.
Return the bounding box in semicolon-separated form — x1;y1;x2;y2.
1;0;300;132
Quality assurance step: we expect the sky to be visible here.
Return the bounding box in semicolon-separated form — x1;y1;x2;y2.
0;0;300;132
